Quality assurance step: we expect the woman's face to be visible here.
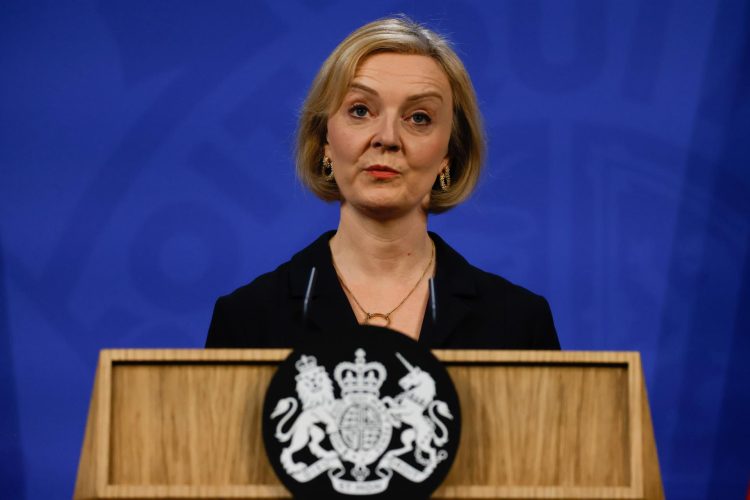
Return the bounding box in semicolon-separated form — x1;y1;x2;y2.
324;53;453;218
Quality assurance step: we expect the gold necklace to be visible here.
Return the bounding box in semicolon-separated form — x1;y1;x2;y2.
331;239;435;328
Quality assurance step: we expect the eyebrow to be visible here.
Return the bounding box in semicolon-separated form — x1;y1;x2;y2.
348;82;444;103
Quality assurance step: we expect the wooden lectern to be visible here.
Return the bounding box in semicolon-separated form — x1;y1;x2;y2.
75;350;663;499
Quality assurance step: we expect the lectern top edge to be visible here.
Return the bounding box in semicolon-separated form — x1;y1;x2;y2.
98;348;641;366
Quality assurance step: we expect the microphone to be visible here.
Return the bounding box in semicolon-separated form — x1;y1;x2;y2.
303;267;317;322
429;277;437;324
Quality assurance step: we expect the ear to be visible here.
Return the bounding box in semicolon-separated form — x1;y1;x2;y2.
323;143;331;160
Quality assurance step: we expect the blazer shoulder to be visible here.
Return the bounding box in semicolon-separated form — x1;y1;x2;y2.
471;267;561;350
205;262;290;347
220;263;289;307
473;267;543;303
205;232;335;348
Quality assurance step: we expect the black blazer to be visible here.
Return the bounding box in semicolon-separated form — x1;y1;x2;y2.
206;231;560;349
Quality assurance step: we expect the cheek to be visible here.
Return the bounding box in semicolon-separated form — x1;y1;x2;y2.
411;120;451;164
326;118;362;161
414;135;450;170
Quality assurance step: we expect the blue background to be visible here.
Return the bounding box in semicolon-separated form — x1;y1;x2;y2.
1;1;748;498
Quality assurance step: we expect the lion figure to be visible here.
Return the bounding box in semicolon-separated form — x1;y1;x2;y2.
271;356;338;474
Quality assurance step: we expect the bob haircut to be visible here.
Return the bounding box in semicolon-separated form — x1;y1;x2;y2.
296;16;485;213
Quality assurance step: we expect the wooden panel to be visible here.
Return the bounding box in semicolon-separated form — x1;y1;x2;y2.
442;364;629;488
74;355;103;499
109;363;277;486
640;374;664;500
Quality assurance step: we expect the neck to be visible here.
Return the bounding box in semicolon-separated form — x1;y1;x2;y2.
330;203;432;278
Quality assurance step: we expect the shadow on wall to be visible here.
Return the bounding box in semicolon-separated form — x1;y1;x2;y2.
707;234;750;498
655;0;750;497
0;234;26;498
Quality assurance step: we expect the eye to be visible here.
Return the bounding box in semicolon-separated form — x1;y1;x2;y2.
349;104;370;118
409;112;432;125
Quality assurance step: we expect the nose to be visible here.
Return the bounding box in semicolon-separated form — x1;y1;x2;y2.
371;114;401;152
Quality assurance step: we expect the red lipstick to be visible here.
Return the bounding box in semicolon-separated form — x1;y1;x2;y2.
365;164;399;179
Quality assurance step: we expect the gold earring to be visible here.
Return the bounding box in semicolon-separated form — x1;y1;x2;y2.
322;156;334;181
439;166;451;191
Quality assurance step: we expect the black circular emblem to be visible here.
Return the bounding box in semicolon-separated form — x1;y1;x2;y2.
262;326;461;499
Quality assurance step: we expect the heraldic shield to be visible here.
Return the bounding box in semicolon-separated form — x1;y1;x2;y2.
262;326;461;499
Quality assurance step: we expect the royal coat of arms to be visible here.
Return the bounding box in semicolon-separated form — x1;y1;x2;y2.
268;348;455;495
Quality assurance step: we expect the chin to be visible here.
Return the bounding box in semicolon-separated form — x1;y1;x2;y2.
355;198;424;221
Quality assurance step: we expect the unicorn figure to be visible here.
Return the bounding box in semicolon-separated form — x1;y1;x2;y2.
383;352;454;469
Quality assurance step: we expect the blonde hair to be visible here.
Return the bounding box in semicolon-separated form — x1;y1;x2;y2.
296;16;485;213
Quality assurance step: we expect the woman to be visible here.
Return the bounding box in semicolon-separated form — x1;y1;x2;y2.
206;16;559;350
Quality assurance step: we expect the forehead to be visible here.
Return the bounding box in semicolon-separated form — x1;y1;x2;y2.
350;52;452;98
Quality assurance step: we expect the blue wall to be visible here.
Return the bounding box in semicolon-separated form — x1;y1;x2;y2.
1;1;748;498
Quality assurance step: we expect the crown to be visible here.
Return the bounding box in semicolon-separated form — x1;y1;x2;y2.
294;354;325;378
334;348;386;397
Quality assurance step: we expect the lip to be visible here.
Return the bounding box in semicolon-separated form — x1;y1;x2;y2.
364;164;399;179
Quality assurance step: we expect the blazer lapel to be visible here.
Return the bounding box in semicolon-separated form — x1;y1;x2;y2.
419;233;477;348
288;232;360;336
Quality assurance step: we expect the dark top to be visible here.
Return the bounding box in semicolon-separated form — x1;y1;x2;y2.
206;231;560;349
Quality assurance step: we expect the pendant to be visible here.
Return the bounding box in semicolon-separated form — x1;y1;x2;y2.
365;312;391;328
